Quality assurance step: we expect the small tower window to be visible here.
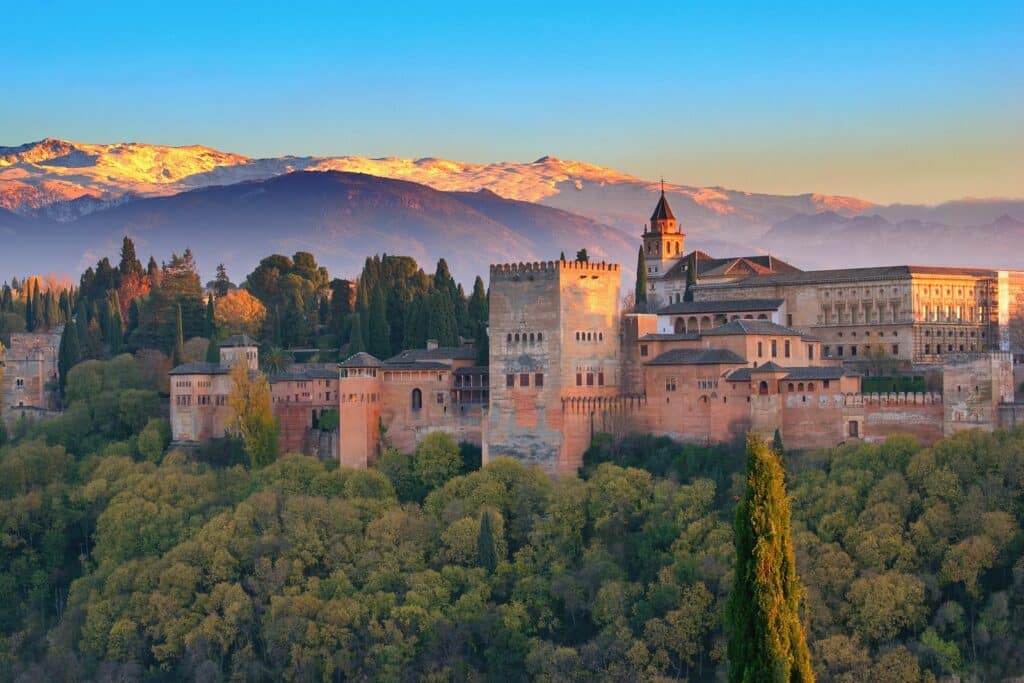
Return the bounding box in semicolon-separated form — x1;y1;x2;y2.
411;388;422;411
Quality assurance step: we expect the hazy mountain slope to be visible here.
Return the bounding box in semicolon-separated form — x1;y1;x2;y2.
0;171;635;283
762;212;1024;270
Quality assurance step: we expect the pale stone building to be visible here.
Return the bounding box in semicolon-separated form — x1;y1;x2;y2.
0;328;62;424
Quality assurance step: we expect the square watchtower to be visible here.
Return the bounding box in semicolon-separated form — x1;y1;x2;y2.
486;259;621;473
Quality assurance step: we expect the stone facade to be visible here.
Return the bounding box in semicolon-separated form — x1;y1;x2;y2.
0;328;62;425
485;260;621;474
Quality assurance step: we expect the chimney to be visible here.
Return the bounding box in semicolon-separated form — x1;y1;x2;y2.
426;339;439;351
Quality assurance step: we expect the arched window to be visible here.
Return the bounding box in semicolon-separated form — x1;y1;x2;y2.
807;383;815;392
759;381;769;395
507;333;512;343
787;383;795;392
529;333;535;342
537;333;542;342
674;318;685;334
514;333;520;342
411;388;422;411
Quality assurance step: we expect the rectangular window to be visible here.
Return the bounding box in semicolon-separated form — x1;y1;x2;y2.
823;380;830;389
506;374;515;387
520;373;530;387
837;346;844;356
640;344;649;357
534;373;543;387
437;392;445;404
598;372;605;386
851;346;858;356
787;314;793;326
808;345;814;360
771;340;778;357
848;420;859;437
576;373;582;386
784;340;791;358
757;341;763;357
666;378;677;392
823;345;830;357
892;344;899;355
586;373;594;386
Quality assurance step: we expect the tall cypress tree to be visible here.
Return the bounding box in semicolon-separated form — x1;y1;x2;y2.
726;433;814;683
368;287;391;358
205;295;216;338
635;246;648;312
172;304;185;366
476;510;497;574
74;300;90;360
57;320;81;398
347;312;366;355
684;252;698;302
206;335;221;364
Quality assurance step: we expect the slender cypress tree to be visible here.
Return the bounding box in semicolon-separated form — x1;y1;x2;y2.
635;246;648;312
206;335;221;364
772;428;786;460
477;510;498;574
368;287;391;358
684;252;698;302
726;433;814;683
173;304;185;366
57;320;81;397
205;295;216;338
347;312;366;355
75;300;90;360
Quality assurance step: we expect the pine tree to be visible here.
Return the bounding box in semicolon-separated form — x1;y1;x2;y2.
347;312;366;355
173;304;185;366
576;248;589;263
119;236;144;277
559;251;566;261
635;246;648;312
57;320;81;398
214;263;231;297
146;256;160;284
726;433;814;683
476;510;497;574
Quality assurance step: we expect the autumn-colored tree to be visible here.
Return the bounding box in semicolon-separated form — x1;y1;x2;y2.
214;288;267;336
225;360;278;468
727;433;814;682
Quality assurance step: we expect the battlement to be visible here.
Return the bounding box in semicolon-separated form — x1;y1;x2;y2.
490;260;621;282
771;391;943;408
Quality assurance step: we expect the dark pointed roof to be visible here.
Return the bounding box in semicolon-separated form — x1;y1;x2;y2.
650;191;675;222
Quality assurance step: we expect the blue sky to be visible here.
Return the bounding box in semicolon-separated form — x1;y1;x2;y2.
4;1;1022;203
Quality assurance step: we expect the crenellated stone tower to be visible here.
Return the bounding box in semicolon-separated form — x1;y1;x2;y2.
485;259;621;474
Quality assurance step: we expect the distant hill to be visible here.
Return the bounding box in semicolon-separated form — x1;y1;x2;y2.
0;171;636;283
762;212;1024;270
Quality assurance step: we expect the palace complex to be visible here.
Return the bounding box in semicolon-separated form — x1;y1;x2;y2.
5;193;1023;474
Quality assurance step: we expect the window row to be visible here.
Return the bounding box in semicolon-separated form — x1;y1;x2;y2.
575;331;604;342
756;339;791;359
575;372;605;387
505;373;545;388
506;332;543;344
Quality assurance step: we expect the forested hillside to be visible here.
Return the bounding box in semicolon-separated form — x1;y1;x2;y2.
1;354;1022;680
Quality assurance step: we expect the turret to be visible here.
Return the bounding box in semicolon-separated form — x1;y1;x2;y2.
642;185;685;280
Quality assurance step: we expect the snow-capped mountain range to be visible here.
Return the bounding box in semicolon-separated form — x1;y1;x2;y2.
0;138;1021;282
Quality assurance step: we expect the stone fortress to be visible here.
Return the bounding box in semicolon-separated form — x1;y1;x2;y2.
7;194;1022;473
158;190;1024;472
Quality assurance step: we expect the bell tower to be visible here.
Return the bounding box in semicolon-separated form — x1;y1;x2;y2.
642;182;685;280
